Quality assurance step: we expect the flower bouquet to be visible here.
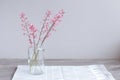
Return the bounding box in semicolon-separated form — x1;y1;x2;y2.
20;10;65;75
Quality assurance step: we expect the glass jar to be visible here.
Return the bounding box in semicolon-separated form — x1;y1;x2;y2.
28;47;45;75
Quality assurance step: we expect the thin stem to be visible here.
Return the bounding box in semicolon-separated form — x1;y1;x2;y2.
36;16;48;47
40;22;56;46
33;34;36;53
25;23;32;45
29;49;40;72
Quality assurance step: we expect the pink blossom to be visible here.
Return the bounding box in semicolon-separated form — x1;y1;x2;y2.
52;10;64;24
20;13;25;19
29;24;37;33
28;24;38;40
46;10;51;17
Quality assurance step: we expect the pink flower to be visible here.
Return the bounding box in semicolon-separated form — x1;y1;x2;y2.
20;13;25;19
52;9;65;24
29;24;37;33
46;10;51;17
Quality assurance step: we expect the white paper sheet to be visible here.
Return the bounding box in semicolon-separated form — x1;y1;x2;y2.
12;65;115;80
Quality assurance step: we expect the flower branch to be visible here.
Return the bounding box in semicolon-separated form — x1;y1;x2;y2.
20;9;65;49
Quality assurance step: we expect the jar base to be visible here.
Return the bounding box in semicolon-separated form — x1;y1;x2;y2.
29;66;44;75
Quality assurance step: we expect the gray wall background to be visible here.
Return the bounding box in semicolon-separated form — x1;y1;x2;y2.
0;0;120;59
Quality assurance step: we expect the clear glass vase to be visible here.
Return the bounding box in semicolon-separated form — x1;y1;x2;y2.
28;47;45;75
